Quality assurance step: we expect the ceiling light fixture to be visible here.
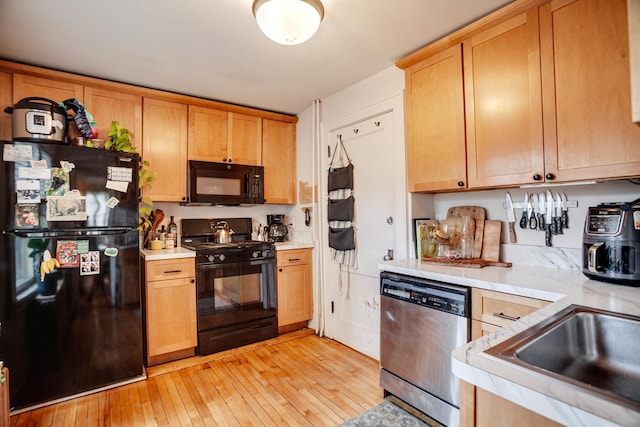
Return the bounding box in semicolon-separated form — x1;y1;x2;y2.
252;0;325;46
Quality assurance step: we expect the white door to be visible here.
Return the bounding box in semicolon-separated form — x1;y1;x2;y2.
319;95;407;359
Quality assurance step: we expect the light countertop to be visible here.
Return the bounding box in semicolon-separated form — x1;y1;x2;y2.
275;241;315;250
139;241;314;260
379;259;640;427
140;247;196;261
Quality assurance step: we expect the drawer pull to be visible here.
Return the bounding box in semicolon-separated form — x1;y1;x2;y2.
493;312;520;321
163;269;182;274
288;258;301;262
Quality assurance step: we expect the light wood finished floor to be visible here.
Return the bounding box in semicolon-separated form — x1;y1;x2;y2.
9;329;384;426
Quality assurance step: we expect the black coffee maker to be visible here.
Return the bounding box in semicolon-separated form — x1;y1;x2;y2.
267;214;288;242
583;198;640;286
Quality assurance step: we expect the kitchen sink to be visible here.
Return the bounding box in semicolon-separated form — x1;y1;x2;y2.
485;304;640;409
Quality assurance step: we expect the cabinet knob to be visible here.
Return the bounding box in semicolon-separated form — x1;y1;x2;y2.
545;173;555;180
228;158;232;163
191;279;195;283
223;157;227;162
533;174;542;181
457;181;465;187
279;268;283;272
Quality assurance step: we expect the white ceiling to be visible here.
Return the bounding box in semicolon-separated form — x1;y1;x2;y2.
0;0;513;115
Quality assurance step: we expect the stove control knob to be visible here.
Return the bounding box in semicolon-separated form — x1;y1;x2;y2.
262;250;270;257
218;254;225;262
252;251;259;258
207;255;215;262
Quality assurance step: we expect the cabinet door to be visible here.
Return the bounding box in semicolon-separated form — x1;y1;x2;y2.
228;112;262;165
146;277;197;358
263;119;297;204
405;44;467;192
277;263;312;327
277;249;312;328
464;9;544;188
0;72;12;140
84;87;142;148
475;386;563;427
13;74;83;104
187;105;228;162
142;98;188;202
540;0;640;181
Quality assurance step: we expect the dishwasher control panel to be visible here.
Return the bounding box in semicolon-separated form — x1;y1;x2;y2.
380;272;469;317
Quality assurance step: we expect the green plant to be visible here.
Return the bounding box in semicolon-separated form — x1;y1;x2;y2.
27;238;49;258
106;121;136;152
97;121;157;230
138;159;157;231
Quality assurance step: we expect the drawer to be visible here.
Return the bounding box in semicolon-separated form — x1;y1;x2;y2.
471;288;548;328
276;248;310;267
146;258;195;281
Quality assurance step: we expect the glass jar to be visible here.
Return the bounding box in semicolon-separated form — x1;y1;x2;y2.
458;216;474;259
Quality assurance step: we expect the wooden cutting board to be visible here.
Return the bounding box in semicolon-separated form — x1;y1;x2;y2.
446;206;486;258
421;257;512;268
481;220;502;262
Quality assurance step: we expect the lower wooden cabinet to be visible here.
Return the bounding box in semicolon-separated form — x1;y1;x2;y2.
461;380;563;427
276;248;312;333
462;288;554;426
471;288;549;338
143;258;197;366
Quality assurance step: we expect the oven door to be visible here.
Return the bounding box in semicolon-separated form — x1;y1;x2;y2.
196;258;276;332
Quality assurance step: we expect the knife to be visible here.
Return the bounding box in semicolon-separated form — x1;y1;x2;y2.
561;192;569;229
545;190;553;246
556;193;564;234
529;193;538;229
547;190;557;235
519;193;529;229
506;192;517;243
538;192;546;231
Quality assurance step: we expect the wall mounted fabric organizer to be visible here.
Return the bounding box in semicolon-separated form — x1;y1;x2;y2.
327;135;356;257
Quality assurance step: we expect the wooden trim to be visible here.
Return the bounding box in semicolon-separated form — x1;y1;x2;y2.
396;0;552;69
147;347;195;367
0;59;297;123
1;368;8;427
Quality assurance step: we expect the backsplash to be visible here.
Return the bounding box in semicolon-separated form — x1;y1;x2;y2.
502;244;582;270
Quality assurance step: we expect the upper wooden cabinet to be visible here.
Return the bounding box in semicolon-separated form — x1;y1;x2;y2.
12;74;83;104
188;105;228;162
405;45;467;192
401;0;640;192
0;72;12;141
142;98;188;202
539;0;640;182
83;87;142;148
263;119;297;204
188;107;262;165
464;9;544;188
228;113;262;165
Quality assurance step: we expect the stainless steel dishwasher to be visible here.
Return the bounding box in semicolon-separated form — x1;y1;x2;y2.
380;271;470;427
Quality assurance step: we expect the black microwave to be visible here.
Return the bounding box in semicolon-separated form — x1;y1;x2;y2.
187;161;265;205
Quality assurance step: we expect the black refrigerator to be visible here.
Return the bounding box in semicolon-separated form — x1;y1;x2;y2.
0;141;144;411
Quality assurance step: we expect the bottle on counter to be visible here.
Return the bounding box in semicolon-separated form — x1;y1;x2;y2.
168;216;178;236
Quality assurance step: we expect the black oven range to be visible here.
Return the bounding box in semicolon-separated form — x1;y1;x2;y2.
181;218;277;355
